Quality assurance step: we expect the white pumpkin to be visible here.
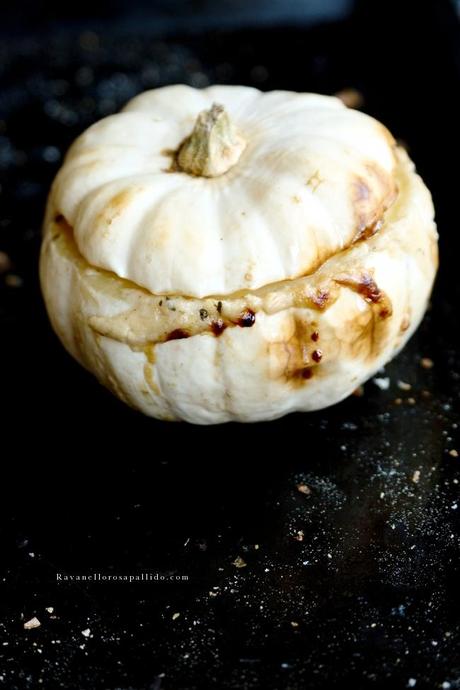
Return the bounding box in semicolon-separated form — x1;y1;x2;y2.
40;84;438;424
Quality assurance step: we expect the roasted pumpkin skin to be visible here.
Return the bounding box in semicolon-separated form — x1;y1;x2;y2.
40;85;438;423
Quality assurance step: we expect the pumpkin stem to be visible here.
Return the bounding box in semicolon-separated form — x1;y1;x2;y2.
177;103;246;178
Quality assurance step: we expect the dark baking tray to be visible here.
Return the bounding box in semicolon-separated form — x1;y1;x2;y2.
0;1;459;688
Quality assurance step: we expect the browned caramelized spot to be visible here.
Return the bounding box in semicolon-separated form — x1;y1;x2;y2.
335;272;393;320
100;189;135;226
166;328;189;341
336;273;378;302
400;315;411;332
352;164;398;245
211;319;227;336
54;213;64;224
268;316;324;387
311;331;319;342
312;349;323;363
237;309;256;328
354;218;383;242
309;288;330;310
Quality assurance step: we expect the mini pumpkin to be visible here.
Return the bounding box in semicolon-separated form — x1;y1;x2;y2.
40;85;438;424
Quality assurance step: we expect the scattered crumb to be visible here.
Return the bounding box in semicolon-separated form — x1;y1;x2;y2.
412;470;421;484
397;380;412;391
449;449;458;458
296;483;311;495
5;273;23;288
81;628;91;637
407;397;416;405
254;544;259;550
0;251;11;274
421;390;431;399
394;398;403;405
171;612;180;620
335;87;364;109
24;617;41;630
45;607;54;614
233;556;247;568
294;530;304;542
373;377;390;390
290;621;299;628
420;357;434;369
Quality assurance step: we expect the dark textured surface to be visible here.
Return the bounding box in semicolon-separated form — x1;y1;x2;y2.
1;2;460;688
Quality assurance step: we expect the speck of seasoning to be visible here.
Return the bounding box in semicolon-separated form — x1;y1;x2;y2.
297;483;311;495
172;612;180;620
448;449;458;458
5;273;23;288
397;380;412;391
312;349;323;363
294;530;304;542
199;308;208;321
216;301;222;313
81;628;91;637
311;330;319;342
0;251;11;273
158;300;163;307
24;617;41;630
412;470;421;484
420;357;434;369
233;556;247;568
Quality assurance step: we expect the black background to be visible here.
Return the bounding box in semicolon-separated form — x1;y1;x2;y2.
0;1;459;688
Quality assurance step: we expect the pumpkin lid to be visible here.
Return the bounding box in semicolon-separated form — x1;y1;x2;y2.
50;84;398;298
